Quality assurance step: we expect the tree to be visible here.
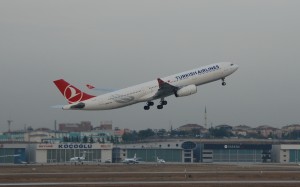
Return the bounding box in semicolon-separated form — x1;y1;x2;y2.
89;135;94;143
157;129;167;137
209;127;233;138
82;136;88;143
138;128;155;140
63;136;69;142
122;131;138;143
191;128;201;137
110;135;115;143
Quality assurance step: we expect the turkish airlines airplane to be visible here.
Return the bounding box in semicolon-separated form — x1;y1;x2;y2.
53;62;238;110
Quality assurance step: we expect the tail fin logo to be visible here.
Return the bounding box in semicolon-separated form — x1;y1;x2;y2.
53;79;96;104
64;85;83;103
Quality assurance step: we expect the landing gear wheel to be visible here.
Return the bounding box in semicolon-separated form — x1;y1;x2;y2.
161;100;167;105
157;105;163;109
144;101;154;110
148;101;154;106
221;78;226;86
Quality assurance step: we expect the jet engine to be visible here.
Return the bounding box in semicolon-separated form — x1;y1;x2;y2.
175;85;197;97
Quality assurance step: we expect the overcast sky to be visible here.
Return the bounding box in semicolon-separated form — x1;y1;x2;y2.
1;0;300;131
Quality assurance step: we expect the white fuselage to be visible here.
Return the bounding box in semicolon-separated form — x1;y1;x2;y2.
70;156;85;162
63;62;238;110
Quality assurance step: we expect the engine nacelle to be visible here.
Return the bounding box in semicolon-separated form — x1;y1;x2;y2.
175;85;197;97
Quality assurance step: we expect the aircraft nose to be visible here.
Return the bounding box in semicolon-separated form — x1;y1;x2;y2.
233;64;239;71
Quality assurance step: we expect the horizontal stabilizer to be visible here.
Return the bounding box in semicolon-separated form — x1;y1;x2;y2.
51;105;65;109
86;84;117;92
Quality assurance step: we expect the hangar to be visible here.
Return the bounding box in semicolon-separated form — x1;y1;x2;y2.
202;143;272;163
116;141;183;163
0;143;27;164
115;141;272;163
35;143;112;163
115;141;198;163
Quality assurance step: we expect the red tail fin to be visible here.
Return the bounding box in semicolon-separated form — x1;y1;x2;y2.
53;79;95;104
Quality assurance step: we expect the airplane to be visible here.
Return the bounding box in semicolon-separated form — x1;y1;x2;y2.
0;154;21;158
53;62;238;110
122;153;139;164
70;151;86;162
157;157;165;164
0;154;27;164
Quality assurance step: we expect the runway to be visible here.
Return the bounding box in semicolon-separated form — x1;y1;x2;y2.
2;180;300;186
2;170;300;176
1;164;300;187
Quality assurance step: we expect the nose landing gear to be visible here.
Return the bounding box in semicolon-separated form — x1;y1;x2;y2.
222;78;226;86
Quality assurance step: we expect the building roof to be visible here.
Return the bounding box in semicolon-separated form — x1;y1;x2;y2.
233;125;252;130
178;124;205;131
215;124;232;129
255;125;278;130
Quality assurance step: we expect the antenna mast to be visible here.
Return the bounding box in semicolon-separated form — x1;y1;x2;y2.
7;120;13;132
204;106;207;128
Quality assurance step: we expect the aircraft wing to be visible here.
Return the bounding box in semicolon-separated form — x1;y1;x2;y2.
154;78;179;98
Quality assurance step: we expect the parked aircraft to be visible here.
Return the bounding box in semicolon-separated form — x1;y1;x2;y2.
122;153;139;164
157;157;165;164
70;151;86;162
0;154;20;158
53;62;238;110
0;154;27;164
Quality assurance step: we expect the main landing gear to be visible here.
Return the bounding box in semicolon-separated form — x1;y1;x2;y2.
144;101;154;110
143;99;168;110
157;99;167;110
222;78;226;86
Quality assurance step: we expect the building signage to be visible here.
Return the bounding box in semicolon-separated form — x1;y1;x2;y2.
204;144;272;150
37;143;112;150
224;145;240;149
38;144;53;149
58;144;92;149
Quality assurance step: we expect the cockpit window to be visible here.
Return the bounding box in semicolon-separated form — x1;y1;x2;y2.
231;64;234;66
